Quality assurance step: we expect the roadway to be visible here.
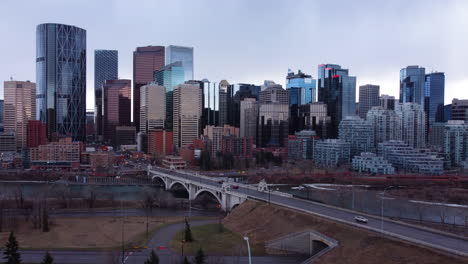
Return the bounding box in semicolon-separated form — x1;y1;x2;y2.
20;220;304;264
151;167;468;258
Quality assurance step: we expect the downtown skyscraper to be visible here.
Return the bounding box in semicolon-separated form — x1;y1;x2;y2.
103;79;131;146
94;50;118;141
36;23;86;141
3;80;36;150
166;45;194;81
400;65;426;107
358;84;380;119
133;46;165;132
317;64;356;138
425;72;445;125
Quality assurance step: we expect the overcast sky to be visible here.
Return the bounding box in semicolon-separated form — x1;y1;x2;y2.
1;0;467;109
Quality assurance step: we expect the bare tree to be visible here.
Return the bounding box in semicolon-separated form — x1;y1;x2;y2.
83;185;98;209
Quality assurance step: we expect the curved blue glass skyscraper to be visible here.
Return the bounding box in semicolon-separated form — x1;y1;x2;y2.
36;23;87;142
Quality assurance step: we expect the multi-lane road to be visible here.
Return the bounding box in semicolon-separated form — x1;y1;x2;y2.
151;167;468;258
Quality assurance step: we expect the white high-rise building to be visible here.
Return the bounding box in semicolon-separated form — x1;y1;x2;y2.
443;120;468;167
140;84;166;133
3;80;36;151
395;103;426;149
366;106;402;148
338;116;374;157
173;83;202;148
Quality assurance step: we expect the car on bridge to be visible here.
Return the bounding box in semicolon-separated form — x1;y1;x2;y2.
354;216;368;224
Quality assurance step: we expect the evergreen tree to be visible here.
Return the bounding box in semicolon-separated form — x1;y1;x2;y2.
194;248;205;264
3;232;21;264
181;256;190;264
184;218;193;242
144;250;159;264
40;252;53;264
42;207;49;232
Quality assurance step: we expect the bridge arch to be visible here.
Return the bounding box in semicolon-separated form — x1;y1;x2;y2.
168;181;189;192
151;175;166;188
230;203;240;211
193;189;222;205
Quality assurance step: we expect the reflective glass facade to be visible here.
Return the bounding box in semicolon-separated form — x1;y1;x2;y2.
154;62;184;130
36;23;87;141
286;70;316;104
166;45;194;81
424;72;445;125
400;66;426;107
317;64;356;138
94;50;118;140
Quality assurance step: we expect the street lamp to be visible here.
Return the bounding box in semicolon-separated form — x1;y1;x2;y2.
243;236;252;264
381;186;394;233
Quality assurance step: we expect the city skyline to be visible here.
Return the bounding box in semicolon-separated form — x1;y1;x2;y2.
0;0;467;109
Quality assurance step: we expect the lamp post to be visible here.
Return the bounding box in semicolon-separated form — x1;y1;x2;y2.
243;236;252;264
381;186;393;233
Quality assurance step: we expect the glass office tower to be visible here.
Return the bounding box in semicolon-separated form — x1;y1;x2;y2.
166;45;194;81
154;62;185;130
94;50;118;141
400;66;426;107
424;72;445;125
36;23;87;142
286;70;316;104
317;64;356;138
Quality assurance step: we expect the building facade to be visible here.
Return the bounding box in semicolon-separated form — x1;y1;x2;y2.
3;81;36;151
443;120;468;167
395;103;426;148
258;103;289;147
358;84;380;119
240;98;258;143
148;130;173;156
36;23;86;141
299;102;331;139
94;50;118;140
338;116;374;158
286;69;316;104
165;45;194;81
400;65;426;107
366;106;402;148
424;72;445;126
380;94;396;110
140;84;166;133
103;80;132;145
173;83;202;148
314;139;351;167
352;152;395;175
27;120;46;148
154;62;185;130
317;64;356;137
378;140;443;174
133;46;165;132
450;99;468;121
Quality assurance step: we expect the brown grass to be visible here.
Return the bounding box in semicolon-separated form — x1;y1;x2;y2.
0;216;183;250
223;200;468;264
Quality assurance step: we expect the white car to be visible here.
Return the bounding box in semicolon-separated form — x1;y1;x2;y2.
354;216;368;224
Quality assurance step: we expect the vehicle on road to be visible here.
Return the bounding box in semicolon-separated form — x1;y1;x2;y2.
354;216;368;223
232;185;239;190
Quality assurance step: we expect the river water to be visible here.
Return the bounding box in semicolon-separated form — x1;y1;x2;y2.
1;181;466;226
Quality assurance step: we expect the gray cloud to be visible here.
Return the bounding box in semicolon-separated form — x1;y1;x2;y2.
0;0;467;108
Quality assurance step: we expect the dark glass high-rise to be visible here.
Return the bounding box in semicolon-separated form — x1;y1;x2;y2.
94;50;118;141
36;23;86;141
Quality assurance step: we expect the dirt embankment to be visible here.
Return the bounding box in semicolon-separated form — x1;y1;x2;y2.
223;200;468;264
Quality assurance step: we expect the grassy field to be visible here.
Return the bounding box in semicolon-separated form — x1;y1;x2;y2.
169;223;264;256
0;216;185;250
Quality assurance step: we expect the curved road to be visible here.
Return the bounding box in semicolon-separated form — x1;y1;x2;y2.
20;220;304;264
151;167;468;258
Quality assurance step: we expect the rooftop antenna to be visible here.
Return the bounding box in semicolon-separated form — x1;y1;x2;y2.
10;76;13;81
